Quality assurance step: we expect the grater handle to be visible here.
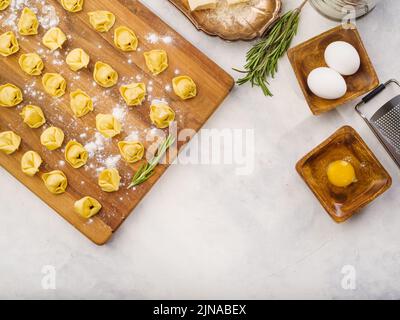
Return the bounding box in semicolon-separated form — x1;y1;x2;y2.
362;84;386;103
354;79;400;171
356;79;400;114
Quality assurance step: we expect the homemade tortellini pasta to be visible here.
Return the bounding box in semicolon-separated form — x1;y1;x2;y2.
74;196;102;219
93;62;118;88
98;168;120;192
20;105;46;128
40;127;64;150
173;76;197;100
42;170;68;194
0;131;21;155
61;0;84;12
18;53;44;76
96;114;121;138
66;48;90;71
21;151;42;176
119;82;146;106
70;89;93;118
143;50;168;75
88;11;115;32
114;26;138;52
42;27;67;51
0;31;19;57
0;0;10;11
65;141;88;169
118;141;144;163
0;83;23;107
149;101;175;129
144;50;168;75
42;73;66;97
18;7;39;36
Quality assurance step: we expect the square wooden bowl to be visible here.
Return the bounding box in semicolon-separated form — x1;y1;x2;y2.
296;126;392;223
288;24;379;115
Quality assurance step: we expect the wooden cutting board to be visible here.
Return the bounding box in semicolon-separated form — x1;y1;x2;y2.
0;0;233;245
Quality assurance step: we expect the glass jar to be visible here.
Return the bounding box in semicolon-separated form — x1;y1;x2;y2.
309;0;378;21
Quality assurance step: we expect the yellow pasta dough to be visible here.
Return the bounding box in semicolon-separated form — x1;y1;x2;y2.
88;10;115;32
42;27;67;51
119;82;146;106
18;7;39;36
65;140;88;169
0;0;10;11
42;73;66;98
61;0;84;12
21;151;42;176
172;76;197;100
18;53;44;76
0;31;19;57
98;168;120;192
0;83;23;107
118;141;144;163
65;48;90;71
40;127;64;150
93;61;118;88
144;49;168;75
42;170;68;194
74;196;102;219
70;89;93;118
114;26;138;52
149;101;175;129
0;131;21;155
20;105;46;128
96;114;121;138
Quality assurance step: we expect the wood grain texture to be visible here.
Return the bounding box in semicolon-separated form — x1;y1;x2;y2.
0;0;233;245
296;126;392;223
288;24;379;115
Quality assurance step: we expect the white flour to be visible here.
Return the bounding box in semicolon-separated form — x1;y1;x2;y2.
1;1;59;31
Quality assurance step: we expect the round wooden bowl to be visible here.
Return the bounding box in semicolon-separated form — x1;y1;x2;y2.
168;0;282;41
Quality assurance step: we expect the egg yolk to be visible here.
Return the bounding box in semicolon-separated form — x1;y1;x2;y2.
327;160;356;188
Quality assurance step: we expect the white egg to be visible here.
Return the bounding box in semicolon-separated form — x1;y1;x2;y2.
324;41;360;76
307;67;347;100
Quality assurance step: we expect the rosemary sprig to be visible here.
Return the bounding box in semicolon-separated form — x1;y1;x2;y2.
234;0;308;96
128;134;176;188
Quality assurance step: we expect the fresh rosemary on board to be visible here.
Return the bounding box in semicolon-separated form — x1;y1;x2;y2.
128;134;176;188
234;0;308;96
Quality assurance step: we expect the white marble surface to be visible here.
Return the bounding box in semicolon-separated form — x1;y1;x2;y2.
1;0;400;300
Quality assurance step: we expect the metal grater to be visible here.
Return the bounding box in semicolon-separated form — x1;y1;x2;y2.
355;79;400;169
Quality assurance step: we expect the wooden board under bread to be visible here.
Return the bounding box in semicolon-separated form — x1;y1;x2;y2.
0;0;233;245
